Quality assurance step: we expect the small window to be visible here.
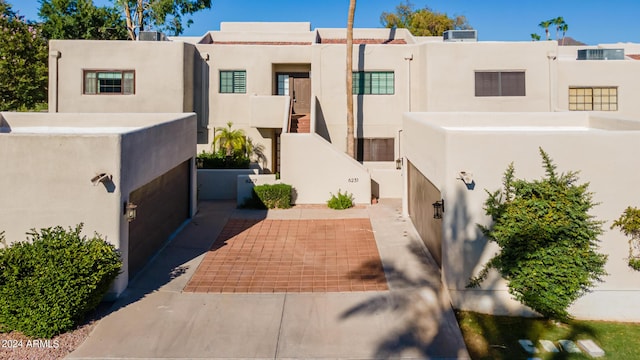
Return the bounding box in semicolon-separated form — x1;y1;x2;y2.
83;70;135;95
353;71;394;95
475;71;525;96
357;138;395;162
220;70;246;94
569;87;618;111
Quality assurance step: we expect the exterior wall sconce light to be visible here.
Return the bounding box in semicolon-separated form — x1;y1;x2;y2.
91;173;112;186
432;199;444;219
125;202;138;222
457;171;475;190
396;158;403;170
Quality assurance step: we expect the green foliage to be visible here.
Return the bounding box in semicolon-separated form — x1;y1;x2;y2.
39;0;128;40
115;0;212;39
468;148;607;321
538;16;567;41
196;150;250;169
0;1;48;111
244;184;292;209
611;206;640;271
457;310;640;359
204;122;266;168
380;1;471;36
0;224;122;338
327;190;354;210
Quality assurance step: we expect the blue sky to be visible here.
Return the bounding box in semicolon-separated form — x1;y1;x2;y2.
11;0;640;45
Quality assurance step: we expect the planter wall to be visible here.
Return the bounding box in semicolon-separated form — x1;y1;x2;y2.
197;168;259;200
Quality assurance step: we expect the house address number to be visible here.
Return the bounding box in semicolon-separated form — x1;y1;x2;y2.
347;178;359;183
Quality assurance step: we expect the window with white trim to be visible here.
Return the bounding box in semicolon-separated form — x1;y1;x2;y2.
83;70;135;95
220;70;246;93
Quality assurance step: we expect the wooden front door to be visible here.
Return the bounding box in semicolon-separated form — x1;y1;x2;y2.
292;77;311;114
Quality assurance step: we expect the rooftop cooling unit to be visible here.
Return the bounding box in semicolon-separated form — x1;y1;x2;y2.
138;31;167;41
577;48;624;60
443;30;477;42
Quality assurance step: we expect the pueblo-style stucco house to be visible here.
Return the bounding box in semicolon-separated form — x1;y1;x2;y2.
35;22;640;319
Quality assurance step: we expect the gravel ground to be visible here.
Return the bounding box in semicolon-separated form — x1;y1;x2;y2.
0;302;111;360
0;320;96;360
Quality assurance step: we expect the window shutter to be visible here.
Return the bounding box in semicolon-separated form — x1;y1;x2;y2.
501;72;526;96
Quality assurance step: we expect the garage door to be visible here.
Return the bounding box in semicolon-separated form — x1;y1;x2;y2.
128;160;190;279
407;160;443;268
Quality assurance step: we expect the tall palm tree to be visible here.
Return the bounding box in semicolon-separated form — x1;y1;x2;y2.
538;20;552;41
553;16;565;41
560;23;569;45
346;0;356;158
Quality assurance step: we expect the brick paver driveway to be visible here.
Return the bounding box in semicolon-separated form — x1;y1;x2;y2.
184;218;388;293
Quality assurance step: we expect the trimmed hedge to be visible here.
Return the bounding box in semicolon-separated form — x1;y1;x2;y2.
244;183;292;209
0;225;122;338
196;150;250;169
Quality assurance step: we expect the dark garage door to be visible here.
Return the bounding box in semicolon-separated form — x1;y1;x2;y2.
408;160;443;267
128;160;190;279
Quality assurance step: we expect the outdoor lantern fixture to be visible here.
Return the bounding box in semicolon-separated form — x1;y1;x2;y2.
432;199;444;219
395;158;403;170
125;202;138;222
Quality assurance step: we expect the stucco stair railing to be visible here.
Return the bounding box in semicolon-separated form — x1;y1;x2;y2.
280;132;371;205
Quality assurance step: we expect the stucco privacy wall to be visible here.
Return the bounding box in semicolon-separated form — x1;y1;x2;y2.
403;112;640;321
49;40;194;114
280;133;370;204
0;112;197;295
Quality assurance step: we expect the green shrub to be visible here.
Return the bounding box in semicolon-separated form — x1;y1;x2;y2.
611;206;640;271
468;148;607;321
196;150;250;169
327;190;354;210
244;183;292;209
0;224;122;338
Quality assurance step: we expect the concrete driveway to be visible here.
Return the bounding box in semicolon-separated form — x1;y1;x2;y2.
67;200;470;359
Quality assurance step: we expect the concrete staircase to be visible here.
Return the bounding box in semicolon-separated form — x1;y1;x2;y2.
289;114;310;133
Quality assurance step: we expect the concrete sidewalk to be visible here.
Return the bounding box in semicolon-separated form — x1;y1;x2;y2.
67;199;470;359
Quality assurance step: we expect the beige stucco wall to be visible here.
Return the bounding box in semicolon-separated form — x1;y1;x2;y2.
280;133;370;204
0;112;196;295
556;58;640;118
311;42;411;155
403;111;640;321
419;41;557;112
49;40;194;114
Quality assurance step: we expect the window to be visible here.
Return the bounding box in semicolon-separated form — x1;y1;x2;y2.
475;71;525;96
220;70;246;93
353;71;394;95
357;138;395;162
277;74;289;95
83;70;134;95
569;87;618;111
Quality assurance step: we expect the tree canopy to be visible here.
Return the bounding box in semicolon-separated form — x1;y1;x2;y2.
0;0;48;111
380;1;470;36
114;0;212;40
468;148;607;321
38;0;128;40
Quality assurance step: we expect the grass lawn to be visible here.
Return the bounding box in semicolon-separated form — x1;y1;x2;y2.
456;311;640;359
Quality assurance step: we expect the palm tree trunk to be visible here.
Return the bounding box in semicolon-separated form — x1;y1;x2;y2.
122;1;135;40
346;0;356;158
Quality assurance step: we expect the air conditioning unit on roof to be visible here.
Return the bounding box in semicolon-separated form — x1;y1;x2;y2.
577;48;624;60
443;30;477;42
138;31;167;41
